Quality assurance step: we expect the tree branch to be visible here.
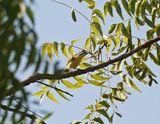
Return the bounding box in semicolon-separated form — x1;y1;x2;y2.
6;36;160;96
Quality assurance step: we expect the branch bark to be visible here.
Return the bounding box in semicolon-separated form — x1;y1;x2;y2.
6;36;160;96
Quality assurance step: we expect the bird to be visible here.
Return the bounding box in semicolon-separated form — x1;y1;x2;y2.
66;50;88;70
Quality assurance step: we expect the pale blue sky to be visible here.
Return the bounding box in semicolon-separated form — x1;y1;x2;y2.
30;0;160;123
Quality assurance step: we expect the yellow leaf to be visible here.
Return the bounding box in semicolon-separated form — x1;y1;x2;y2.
47;91;59;103
88;80;106;87
91;74;110;81
71;38;81;44
68;46;75;55
56;90;70;101
84;37;91;50
53;42;59;57
74;82;85;88
33;90;45;96
42;43;50;59
47;43;53;62
61;79;83;89
60;43;69;58
115;23;121;47
73;76;87;84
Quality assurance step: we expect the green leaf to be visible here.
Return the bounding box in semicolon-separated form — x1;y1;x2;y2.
135;17;145;29
42;112;53;120
113;1;124;20
71;38;81;44
42;43;50;59
127;20;132;37
93;9;105;24
123;75;142;92
93;117;104;124
26;6;34;24
80;62;92;68
61;79;75;89
108;24;116;34
71;120;81;124
115;23;121;48
68;46;75;55
146;29;154;40
102;93;111;99
129;80;142;93
126;21;133;48
84;37;91;50
140;3;145;17
92;14;100;24
151;7;157;23
60;43;69;58
149;52;160;65
135;1;142;16
99;101;110;109
80;0;95;9
142;62;156;77
104;2;113;16
74;81;86;88
129;0;136;14
73;76;86;83
47;91;59;103
85;105;94;110
33;90;45;96
156;44;160;61
71;8;77;22
91;22;103;37
96;109;110;120
155;24;160;36
121;23;130;38
112;46;127;56
112;96;125;102
90;74;110;81
84;113;91;120
143;47;150;61
109;114;114;124
122;0;131;16
56;90;70;101
61;80;83;89
47;43;53;62
90;34;96;50
88;80;106;87
53;42;59;57
145;16;155;28
112;89;127;101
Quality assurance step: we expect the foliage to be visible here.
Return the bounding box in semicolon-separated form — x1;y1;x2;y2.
41;0;160;123
1;0;160;124
0;0;51;123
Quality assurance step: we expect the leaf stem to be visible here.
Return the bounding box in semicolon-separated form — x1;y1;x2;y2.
50;0;91;23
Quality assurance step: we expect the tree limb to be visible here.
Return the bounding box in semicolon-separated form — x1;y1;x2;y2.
6;36;160;96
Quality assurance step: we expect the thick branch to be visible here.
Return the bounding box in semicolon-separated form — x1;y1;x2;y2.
6;36;160;96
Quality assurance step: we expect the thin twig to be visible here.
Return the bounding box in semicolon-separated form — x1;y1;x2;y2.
0;103;42;122
12;96;44;119
36;80;73;97
50;0;91;23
